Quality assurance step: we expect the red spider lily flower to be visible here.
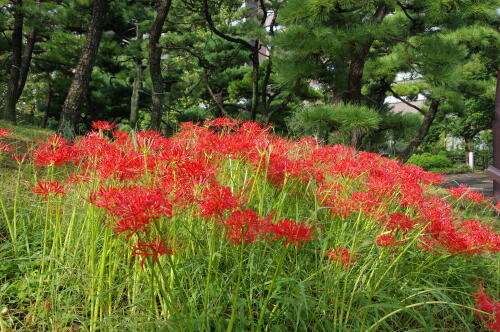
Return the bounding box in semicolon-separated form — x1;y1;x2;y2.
66;172;92;185
132;238;174;268
205;117;241;130
382;213;415;234
453;219;500;254
91;120;117;131
33;136;75;168
267;218;316;250
0;142;13;152
473;285;500;331
376;233;405;247
32;180;65;200
327;247;352;267
448;185;488;204
112;130;130;139
94;148;145;180
496;201;500;210
221;209;272;245
0;128;11;139
11;153;27;163
90;186;172;237
199;185;240;217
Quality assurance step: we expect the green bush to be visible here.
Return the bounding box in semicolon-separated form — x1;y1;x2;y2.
429;163;471;174
407;152;453;170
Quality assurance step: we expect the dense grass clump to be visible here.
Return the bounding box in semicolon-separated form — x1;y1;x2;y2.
0;119;499;331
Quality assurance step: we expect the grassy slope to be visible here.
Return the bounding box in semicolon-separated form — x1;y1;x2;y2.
0;120;53;171
0;122;498;331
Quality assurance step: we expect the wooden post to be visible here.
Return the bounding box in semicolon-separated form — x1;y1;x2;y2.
485;68;500;201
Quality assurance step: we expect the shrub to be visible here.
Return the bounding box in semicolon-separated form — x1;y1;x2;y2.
287;102;381;144
407;152;453;170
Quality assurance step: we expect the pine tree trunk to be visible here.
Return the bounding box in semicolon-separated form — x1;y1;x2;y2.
3;0;23;124
399;99;440;162
250;50;259;121
40;80;51;129
149;0;172;132
350;130;363;149
57;0;108;138
345;4;387;148
130;58;142;128
247;1;260;121
347;43;371;105
130;25;142;129
261;53;272;121
15;27;37;103
15;0;39;104
346;4;387;106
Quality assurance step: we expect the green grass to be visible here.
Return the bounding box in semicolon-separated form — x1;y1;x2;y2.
0;121;53;172
0;120;53;143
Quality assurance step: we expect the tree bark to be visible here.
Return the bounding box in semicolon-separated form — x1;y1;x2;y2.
15;0;39;103
130;25;143;129
250;48;259;120
57;0;108;138
3;0;24;124
346;4;387;105
130;58;142;128
40;79;51;129
345;4;387;148
347;43;372;105
261;52;273;121
399;99;440;162
149;0;172;132
350;130;363;149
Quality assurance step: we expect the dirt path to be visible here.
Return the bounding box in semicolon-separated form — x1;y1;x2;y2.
442;172;493;196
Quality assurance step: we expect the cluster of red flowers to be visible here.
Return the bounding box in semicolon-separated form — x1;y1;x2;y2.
26;118;499;268
90;185;172;237
132;237;173;267
0;128;11;139
376;233;405;247
199;185;240;217
0;127;12;152
327;247;352;267
448;184;490;205
473;285;500;331
91;120;117;131
33;136;75;168
220;210;315;249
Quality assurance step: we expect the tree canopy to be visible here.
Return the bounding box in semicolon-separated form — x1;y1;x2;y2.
1;0;498;157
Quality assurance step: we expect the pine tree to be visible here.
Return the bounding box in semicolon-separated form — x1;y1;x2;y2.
57;0;108;138
275;0;499;155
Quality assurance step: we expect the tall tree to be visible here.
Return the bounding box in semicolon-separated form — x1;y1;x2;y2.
277;0;498;153
130;22;143;129
3;0;39;123
57;0;108;137
149;0;173;131
201;0;280;121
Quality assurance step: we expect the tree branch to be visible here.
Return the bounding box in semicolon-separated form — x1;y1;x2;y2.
259;0;267;26
202;0;254;51
388;86;426;115
397;1;417;24
204;73;229;116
